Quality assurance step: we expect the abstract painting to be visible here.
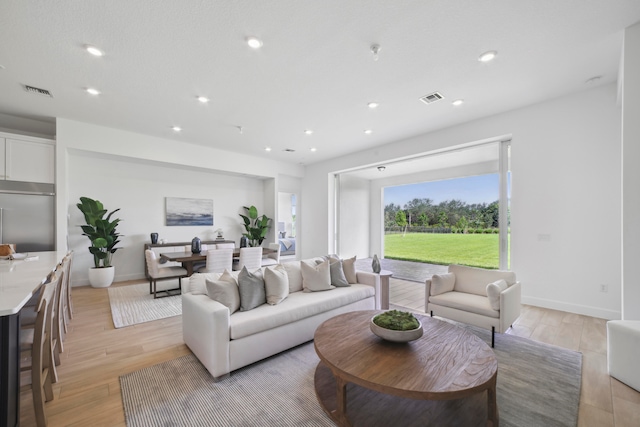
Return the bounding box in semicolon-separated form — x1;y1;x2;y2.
165;197;213;226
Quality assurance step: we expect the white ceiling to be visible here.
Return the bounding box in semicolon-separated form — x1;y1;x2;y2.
0;1;638;166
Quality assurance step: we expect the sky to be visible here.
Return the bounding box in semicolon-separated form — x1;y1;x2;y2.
384;174;500;207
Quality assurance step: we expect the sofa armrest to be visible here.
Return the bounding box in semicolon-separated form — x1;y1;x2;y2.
499;281;521;333
356;271;381;309
182;293;231;379
425;278;433;311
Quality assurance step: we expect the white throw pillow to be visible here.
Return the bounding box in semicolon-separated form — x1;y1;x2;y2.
301;260;334;292
205;275;240;314
430;273;456;296
282;261;303;293
486;279;508;311
264;264;289;305
342;256;358;284
189;272;222;295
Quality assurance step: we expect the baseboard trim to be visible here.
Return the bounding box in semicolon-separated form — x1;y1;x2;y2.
522;296;621;320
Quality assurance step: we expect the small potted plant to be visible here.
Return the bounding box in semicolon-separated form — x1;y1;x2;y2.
370;310;423;342
77;197;122;288
239;205;271;247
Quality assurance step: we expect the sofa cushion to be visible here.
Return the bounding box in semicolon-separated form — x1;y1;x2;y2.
282;261;303;293
238;266;266;311
301;260;334;292
431;273;455;296
205;277;240;314
264;264;289;305
342;256;358;284
317;258;349;287
429;292;499;318
449;264;516;296
229;284;375;339
486;279;508;310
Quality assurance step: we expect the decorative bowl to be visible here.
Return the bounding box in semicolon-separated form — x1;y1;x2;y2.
370;316;423;343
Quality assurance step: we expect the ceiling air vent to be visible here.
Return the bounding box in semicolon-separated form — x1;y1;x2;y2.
24;85;53;98
283;148;296;152
419;92;444;105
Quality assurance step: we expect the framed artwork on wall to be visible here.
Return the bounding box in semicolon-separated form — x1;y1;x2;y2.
165;197;213;226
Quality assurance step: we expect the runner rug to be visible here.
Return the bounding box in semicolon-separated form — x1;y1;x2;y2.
120;326;582;427
108;282;181;328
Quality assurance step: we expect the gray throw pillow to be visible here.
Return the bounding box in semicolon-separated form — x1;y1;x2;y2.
238;266;266;311
316;258;349;287
205;278;240;314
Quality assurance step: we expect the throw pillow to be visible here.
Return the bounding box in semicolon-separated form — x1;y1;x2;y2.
342;256;358;284
205;278;240;314
301;260;334;292
189;272;222;295
430;273;456;296
237;266;266;311
282;261;303;293
264;264;289;305
317;258;349;287
486;279;508;311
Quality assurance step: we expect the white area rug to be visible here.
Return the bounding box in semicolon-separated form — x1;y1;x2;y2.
108;282;182;328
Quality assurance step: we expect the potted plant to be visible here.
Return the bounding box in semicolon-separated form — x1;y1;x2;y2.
239;205;271;247
76;196;122;288
370;310;423;342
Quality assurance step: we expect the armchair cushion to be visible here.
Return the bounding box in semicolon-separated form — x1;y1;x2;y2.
431;273;456;296
429;292;499;318
486;279;508;310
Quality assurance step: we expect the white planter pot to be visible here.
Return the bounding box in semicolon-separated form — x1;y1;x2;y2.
89;266;115;288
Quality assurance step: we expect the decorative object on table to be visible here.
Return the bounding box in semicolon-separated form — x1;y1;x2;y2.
0;244;15;259
76;196;122;288
372;254;381;273
150;233;158;244
240;236;248;248
214;228;224;240
191;237;202;254
370;310;423;342
239;205;271;247
165;197;213;226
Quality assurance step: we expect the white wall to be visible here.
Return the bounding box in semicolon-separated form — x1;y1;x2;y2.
337;174;370;258
622;22;640;320
56;119;305;286
303;83;622;319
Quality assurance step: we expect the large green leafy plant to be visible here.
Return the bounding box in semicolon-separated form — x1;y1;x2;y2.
239;205;271;247
77;197;122;268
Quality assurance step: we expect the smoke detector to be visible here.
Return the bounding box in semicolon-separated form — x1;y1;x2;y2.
419;92;444;105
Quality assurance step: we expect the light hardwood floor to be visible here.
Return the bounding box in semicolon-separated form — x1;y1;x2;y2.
20;278;640;426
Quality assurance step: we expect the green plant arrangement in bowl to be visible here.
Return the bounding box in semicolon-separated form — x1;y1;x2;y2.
370;310;423;342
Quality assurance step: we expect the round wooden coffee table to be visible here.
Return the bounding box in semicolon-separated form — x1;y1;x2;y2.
313;310;498;427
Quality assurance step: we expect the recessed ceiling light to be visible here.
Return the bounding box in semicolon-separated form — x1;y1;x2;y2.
197;96;209;103
265;147;272;152
452;99;464;106
86;87;101;95
85;45;104;57
368;102;379;109
310;147;317;152
364;129;373;134
246;36;263;49
172;126;182;132
478;50;497;62
377;166;386;172
304;129;313;135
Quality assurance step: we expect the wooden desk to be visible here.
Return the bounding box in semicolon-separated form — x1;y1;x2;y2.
160;248;276;276
314;310;498;427
0;251;66;427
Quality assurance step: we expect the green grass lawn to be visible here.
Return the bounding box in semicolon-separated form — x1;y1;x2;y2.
384;233;499;269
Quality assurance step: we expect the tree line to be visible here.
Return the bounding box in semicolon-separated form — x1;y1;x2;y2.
385;198;501;233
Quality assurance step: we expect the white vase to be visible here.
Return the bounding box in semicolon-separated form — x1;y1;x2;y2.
89;266;115;288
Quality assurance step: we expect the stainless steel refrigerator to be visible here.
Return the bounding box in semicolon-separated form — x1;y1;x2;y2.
0;181;55;252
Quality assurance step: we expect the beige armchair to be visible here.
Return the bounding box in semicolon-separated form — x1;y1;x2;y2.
425;264;521;347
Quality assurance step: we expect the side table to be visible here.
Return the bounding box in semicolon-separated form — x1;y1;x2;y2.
378;270;392;309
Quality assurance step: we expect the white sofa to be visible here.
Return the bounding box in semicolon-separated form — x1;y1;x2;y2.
607;320;640;392
182;258;380;380
425;264;521;347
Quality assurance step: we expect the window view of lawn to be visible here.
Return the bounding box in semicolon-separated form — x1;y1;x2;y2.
384;233;499;269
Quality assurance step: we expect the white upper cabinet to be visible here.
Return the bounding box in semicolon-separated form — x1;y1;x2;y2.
1;135;55;184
